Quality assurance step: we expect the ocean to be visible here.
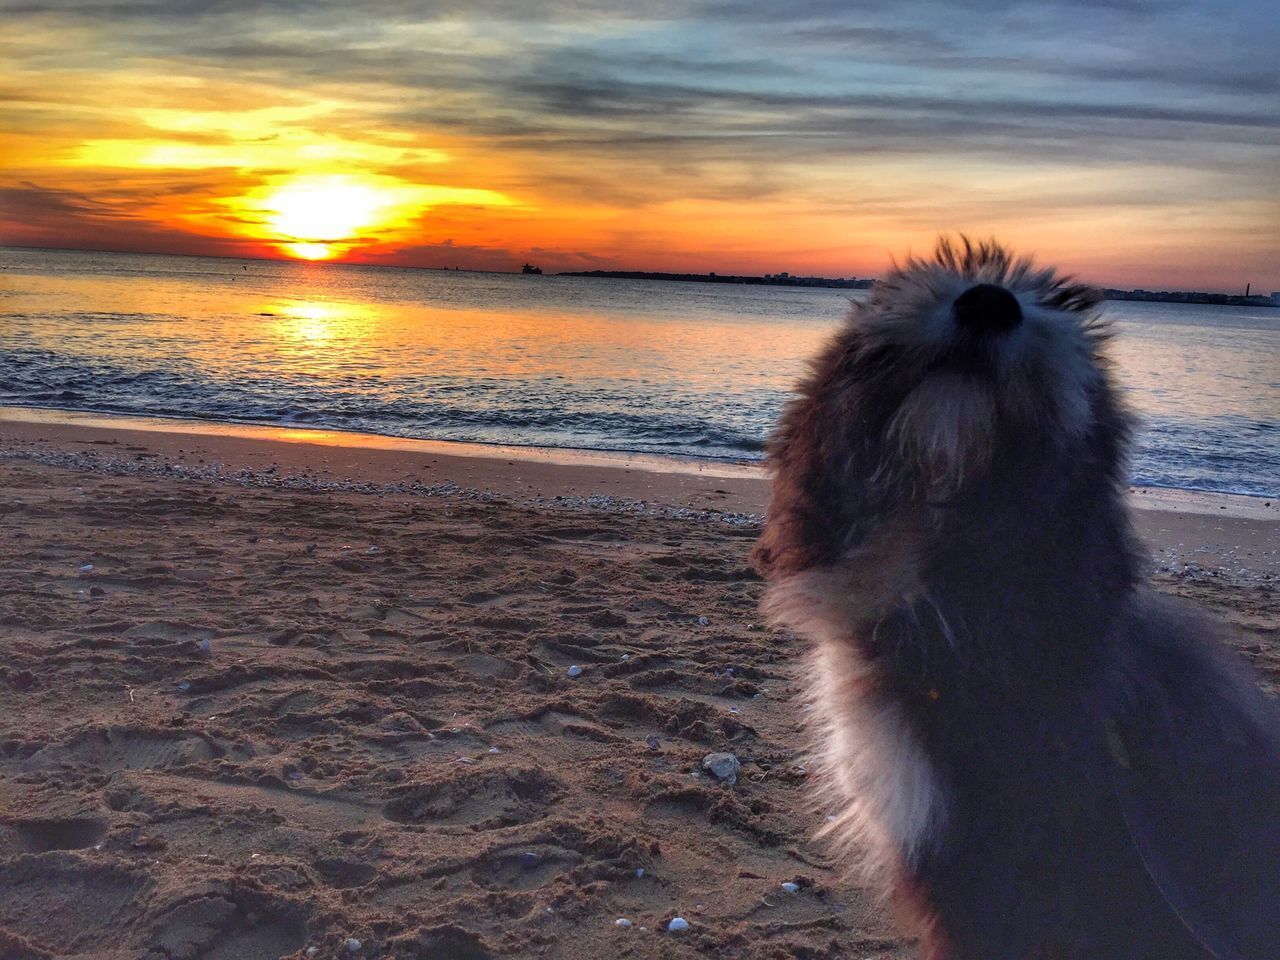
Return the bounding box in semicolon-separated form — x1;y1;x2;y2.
1;246;1276;497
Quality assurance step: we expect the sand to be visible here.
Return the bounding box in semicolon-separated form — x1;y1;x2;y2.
0;412;1276;960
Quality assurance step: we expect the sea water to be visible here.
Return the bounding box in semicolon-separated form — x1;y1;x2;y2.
1;246;1276;496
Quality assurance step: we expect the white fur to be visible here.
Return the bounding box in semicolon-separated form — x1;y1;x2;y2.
889;373;997;497
764;563;946;879
855;253;1102;489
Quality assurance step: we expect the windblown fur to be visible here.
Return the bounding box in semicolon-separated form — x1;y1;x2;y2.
753;238;1280;959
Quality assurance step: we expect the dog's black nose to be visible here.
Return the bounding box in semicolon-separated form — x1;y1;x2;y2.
953;283;1022;334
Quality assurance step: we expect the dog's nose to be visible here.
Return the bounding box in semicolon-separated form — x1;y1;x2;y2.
953;283;1022;334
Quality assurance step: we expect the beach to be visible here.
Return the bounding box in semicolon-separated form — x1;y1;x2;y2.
1;414;1277;960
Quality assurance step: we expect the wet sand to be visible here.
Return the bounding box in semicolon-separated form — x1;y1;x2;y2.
0;414;1276;959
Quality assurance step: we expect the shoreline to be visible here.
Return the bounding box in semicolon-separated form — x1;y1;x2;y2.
0;405;762;480
2;405;1275;514
2;405;1276;581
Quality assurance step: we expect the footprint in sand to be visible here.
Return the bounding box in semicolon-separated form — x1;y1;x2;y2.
9;816;108;854
0;856;149;955
143;891;307;960
20;728;221;774
469;844;581;891
382;768;563;829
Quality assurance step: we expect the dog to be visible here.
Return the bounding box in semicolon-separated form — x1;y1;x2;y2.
752;238;1280;959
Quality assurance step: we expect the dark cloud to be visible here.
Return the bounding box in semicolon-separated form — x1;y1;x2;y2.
0;182;119;221
0;182;262;256
10;0;1275;142
0;171;275;234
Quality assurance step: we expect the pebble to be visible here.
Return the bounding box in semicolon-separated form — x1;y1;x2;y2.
667;917;690;933
197;638;212;655
702;751;741;785
566;665;584;677
79;563;94;573
305;949;318;958
344;938;362;953
615;918;633;928
635;867;645;878
620;653;630;661
177;681;192;692
697;616;710;626
781;881;800;894
488;746;501;754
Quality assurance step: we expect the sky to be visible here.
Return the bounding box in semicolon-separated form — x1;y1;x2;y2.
1;0;1277;290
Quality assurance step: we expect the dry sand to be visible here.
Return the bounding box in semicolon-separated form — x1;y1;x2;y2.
0;412;1276;960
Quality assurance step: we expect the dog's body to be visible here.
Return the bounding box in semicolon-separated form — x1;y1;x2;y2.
753;240;1280;959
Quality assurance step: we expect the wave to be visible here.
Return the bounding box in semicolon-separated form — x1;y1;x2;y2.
0;351;771;460
1;332;1275;497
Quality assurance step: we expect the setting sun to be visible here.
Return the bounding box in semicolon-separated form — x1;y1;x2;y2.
220;173;518;261
262;176;390;260
284;241;337;260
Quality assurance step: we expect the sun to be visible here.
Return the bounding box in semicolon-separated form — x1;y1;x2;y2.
285;241;336;260
261;175;392;260
229;171;516;261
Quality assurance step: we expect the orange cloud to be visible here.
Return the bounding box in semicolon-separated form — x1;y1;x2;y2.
2;2;1277;289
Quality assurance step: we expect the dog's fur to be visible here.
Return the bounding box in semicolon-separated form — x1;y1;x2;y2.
753;238;1280;959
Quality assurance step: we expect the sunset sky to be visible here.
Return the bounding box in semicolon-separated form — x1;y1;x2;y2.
1;0;1277;290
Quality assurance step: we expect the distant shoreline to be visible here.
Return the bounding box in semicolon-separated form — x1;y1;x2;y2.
1100;289;1278;308
557;269;1280;307
557;269;872;289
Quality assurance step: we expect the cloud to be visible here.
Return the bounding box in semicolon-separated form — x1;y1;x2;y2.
0;181;264;256
1;0;1277;285
0;182;115;221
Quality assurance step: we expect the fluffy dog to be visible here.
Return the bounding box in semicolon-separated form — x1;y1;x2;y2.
752;238;1280;959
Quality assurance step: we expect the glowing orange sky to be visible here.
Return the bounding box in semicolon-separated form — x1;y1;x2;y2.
1;2;1277;290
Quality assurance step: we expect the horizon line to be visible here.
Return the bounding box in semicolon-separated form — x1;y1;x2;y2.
1;242;1274;299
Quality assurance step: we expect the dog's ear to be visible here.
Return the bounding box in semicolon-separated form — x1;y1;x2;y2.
752;334;891;578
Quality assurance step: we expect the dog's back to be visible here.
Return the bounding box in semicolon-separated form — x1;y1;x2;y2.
899;588;1280;959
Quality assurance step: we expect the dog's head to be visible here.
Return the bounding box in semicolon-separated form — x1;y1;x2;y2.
753;237;1128;579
